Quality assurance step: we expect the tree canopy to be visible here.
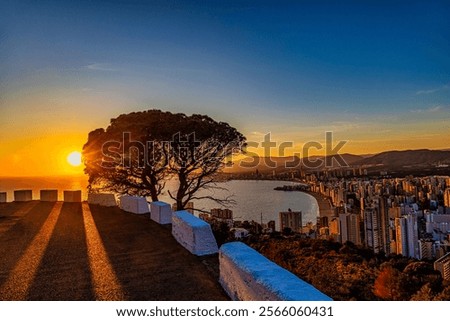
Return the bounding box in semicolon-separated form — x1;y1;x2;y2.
82;110;246;208
245;235;449;301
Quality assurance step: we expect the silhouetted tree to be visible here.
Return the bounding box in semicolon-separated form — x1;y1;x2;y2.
83;110;245;207
83;111;175;200
211;221;234;246
165;113;246;209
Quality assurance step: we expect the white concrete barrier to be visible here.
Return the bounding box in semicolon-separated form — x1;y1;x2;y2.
219;242;332;301
40;190;58;202
119;195;149;214
87;193;117;207
150;201;172;224
63;190;82;202
172;211;218;256
0;192;6;203
14;190;32;202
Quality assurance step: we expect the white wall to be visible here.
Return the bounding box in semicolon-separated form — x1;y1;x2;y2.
219;242;332;301
172;210;218;256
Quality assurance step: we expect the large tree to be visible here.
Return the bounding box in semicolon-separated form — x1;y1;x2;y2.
82;110;246;209
166;113;246;210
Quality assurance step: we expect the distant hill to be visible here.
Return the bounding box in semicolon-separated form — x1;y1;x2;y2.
225;154;364;172
353;149;450;168
224;156;301;173
225;149;450;173
297;153;365;169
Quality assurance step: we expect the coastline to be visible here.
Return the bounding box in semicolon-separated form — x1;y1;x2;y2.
301;191;335;218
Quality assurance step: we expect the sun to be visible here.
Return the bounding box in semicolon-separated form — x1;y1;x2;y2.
67;151;82;167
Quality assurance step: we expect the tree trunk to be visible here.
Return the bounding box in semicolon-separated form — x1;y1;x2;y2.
143;171;159;202
149;185;159;202
176;171;187;210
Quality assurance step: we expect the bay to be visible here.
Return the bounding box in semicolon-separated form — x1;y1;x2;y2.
0;177;319;228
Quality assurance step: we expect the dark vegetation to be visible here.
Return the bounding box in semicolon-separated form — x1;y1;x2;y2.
244;235;450;301
82;110;245;210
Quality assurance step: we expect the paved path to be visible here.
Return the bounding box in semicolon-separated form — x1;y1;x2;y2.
0;201;228;300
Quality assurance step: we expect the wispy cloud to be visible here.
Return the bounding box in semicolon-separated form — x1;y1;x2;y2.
416;84;450;95
329;121;361;132
416;88;440;95
410;105;444;113
249;131;267;137
428;106;443;112
85;63;118;72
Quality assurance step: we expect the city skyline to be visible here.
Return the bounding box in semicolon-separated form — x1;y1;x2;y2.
1;1;450;176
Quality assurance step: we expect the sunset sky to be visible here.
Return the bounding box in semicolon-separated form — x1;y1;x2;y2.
1;1;450;176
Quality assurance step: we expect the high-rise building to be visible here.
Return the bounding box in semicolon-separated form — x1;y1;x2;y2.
211;208;233;220
327;217;339;241
364;207;382;253
186;202;194;214
347;213;361;245
389;206;401;219
339;213;361;245
339;213;348;243
172;202;194;214
434;252;450;281
444;188;450;208
364;198;390;255
406;214;419;258
279;210;302;232
395;215;419;258
395;217;408;256
418;239;434;260
376;197;391;255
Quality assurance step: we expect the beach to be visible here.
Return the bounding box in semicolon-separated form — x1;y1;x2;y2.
304;191;335;218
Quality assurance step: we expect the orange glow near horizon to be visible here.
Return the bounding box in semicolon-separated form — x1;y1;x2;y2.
1;129;450;177
0;133;87;177
0;114;449;178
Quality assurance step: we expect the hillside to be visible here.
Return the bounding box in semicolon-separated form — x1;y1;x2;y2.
245;236;450;301
225;149;450;173
225;154;364;173
353;149;450;168
224;156;301;173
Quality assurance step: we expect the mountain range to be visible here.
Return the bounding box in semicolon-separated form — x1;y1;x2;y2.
226;149;450;173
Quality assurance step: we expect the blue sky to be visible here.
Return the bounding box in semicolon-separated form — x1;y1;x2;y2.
1;0;450;175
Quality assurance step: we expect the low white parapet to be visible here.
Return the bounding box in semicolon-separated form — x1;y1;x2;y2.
0;192;6;203
87;193;117;207
40;189;58;202
14;190;32;202
63;190;82;202
172;210;218;256
150;201;172;224
119;195;149;214
219;242;332;301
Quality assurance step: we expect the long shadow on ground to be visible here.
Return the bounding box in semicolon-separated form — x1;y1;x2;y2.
26;203;95;300
88;204;229;300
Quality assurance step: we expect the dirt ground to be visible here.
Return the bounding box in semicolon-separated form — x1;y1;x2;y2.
0;201;228;300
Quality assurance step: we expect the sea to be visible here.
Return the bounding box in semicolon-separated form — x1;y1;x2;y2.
0;176;319;228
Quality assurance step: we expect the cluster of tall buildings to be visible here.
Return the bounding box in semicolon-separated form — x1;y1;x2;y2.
309;175;450;280
199;207;234;227
279;209;302;233
210;208;233;220
171;201;194;214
